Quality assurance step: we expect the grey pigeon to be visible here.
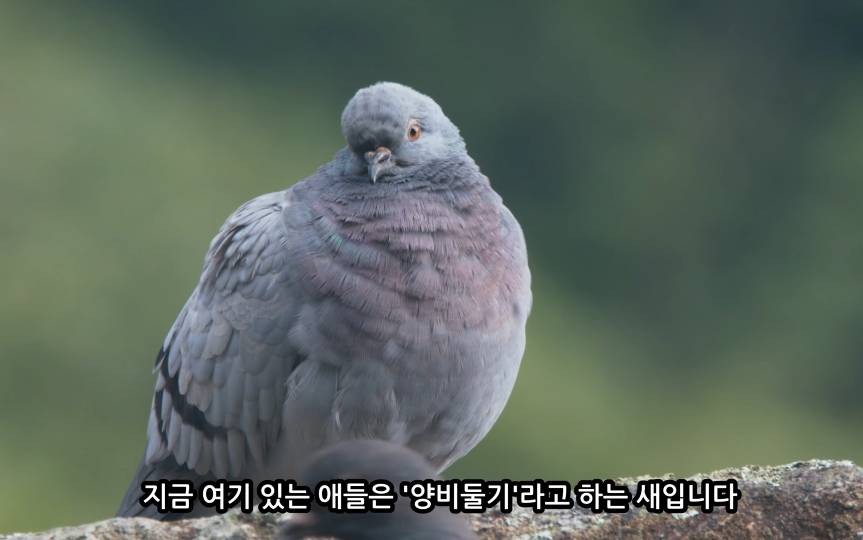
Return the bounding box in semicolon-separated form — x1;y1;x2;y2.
280;439;478;540
117;82;531;519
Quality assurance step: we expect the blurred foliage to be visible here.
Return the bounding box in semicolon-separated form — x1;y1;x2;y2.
1;0;862;532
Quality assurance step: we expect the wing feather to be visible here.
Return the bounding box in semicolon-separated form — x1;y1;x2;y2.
143;191;299;479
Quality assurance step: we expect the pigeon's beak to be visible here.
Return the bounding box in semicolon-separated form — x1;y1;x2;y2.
365;146;393;184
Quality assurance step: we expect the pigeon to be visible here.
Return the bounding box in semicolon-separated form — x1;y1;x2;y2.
117;81;531;519
280;439;478;540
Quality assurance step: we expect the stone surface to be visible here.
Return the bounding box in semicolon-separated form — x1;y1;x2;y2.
4;460;862;539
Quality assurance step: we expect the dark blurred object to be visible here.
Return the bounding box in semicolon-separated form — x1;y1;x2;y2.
280;440;477;540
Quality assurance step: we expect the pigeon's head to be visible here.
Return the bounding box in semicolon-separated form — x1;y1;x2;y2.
296;439;435;487
281;440;477;540
341;82;466;184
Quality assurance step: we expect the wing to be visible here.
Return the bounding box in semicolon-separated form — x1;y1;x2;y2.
142;191;299;478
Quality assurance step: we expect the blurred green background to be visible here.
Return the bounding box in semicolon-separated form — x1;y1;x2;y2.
2;0;862;532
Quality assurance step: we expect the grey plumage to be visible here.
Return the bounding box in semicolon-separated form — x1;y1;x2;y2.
280;439;478;540
118;82;531;519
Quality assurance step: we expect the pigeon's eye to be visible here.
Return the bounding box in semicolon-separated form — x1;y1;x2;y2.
407;120;422;142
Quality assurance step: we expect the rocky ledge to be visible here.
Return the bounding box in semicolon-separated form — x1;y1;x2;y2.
3;460;861;539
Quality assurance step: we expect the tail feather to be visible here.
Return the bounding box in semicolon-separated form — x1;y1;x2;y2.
116;453;212;520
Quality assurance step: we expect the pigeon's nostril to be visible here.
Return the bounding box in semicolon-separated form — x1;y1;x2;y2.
374;146;392;163
365;147;392;166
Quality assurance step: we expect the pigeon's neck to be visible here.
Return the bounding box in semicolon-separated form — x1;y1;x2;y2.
315;156;502;261
297;157;513;327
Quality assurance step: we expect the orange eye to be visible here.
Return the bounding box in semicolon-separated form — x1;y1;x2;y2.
407;121;422;141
